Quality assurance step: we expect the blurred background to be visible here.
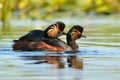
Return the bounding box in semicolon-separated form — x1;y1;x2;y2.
0;0;120;47
0;1;120;80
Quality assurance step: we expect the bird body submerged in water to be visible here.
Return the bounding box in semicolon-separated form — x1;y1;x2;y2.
28;25;85;52
12;21;66;51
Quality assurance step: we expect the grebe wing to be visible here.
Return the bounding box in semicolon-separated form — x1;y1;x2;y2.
43;38;72;51
19;30;44;41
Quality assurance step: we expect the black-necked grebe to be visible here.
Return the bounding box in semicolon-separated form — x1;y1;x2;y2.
28;25;85;52
12;21;66;50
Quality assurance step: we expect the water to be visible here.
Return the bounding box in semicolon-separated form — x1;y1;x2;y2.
0;17;120;80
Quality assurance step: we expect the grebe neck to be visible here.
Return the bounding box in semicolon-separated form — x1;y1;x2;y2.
67;34;78;50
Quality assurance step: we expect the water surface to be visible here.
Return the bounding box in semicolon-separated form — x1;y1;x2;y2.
0;17;120;80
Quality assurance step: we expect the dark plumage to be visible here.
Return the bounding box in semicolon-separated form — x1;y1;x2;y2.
12;21;66;51
28;25;85;52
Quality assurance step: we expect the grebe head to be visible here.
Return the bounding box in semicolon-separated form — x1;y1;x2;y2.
67;25;86;50
68;25;84;40
44;21;66;38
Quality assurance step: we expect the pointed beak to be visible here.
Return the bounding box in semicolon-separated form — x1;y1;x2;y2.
81;35;87;38
62;32;67;35
58;32;67;37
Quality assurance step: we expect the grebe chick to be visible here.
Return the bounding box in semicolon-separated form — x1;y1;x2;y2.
13;21;66;42
12;21;66;50
28;25;85;52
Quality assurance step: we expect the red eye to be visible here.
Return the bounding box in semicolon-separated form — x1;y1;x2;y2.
58;28;61;32
77;31;81;35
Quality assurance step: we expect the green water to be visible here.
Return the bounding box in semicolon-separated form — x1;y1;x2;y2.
0;16;120;80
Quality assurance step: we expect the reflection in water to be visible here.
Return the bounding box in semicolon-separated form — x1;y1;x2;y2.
1;17;120;80
22;55;83;69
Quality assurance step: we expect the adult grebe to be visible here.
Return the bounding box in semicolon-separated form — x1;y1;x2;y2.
28;25;85;52
12;21;66;50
